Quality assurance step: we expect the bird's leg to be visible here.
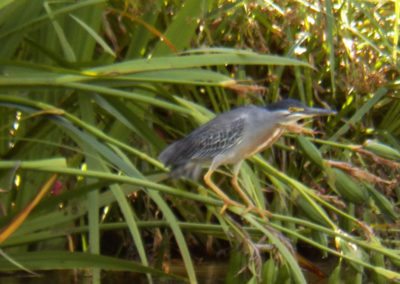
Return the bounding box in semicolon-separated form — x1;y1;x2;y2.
203;167;241;214
231;163;270;218
231;162;254;208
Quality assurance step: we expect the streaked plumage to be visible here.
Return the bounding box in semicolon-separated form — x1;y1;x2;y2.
159;106;265;179
159;99;335;214
159;112;245;174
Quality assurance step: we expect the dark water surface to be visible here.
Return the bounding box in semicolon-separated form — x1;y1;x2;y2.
0;262;227;284
0;257;336;283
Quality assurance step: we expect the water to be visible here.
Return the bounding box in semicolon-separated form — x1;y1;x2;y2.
0;262;227;284
0;257;336;283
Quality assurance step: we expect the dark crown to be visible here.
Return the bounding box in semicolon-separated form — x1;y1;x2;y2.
266;99;306;111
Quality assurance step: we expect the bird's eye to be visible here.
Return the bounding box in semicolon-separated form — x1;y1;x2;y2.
288;107;304;113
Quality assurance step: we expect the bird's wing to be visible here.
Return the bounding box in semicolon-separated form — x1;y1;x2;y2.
159;108;250;168
185;114;246;160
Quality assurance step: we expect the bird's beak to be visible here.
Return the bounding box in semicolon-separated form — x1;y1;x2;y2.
284;107;336;122
301;106;337;117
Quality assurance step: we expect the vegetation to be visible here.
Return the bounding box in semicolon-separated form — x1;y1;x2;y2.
0;0;399;283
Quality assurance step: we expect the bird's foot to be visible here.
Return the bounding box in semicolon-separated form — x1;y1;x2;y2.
241;205;271;219
219;199;242;215
219;204;229;215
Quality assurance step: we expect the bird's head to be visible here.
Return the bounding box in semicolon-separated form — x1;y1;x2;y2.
266;99;336;124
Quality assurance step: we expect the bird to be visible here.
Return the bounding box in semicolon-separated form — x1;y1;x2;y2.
159;99;336;215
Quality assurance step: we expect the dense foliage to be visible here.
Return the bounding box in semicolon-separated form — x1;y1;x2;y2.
0;0;399;283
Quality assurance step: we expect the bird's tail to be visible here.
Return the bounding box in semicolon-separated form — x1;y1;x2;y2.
169;162;202;180
159;141;202;180
158;140;182;167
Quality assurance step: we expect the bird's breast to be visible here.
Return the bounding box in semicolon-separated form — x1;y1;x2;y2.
243;128;283;158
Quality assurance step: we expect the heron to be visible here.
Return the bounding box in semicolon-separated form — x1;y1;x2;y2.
159;99;335;214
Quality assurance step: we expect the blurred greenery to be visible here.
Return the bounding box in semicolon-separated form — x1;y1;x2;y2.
0;0;399;283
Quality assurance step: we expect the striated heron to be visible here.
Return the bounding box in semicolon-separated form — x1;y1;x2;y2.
159;99;335;214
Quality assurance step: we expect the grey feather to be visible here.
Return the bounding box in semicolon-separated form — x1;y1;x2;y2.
158;112;246;179
159;100;335;180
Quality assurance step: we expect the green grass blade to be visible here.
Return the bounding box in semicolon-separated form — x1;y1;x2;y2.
0;251;184;280
70;14;116;58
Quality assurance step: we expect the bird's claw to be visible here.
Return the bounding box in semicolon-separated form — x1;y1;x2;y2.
219;199;241;214
219;203;229;215
241;205;271;219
